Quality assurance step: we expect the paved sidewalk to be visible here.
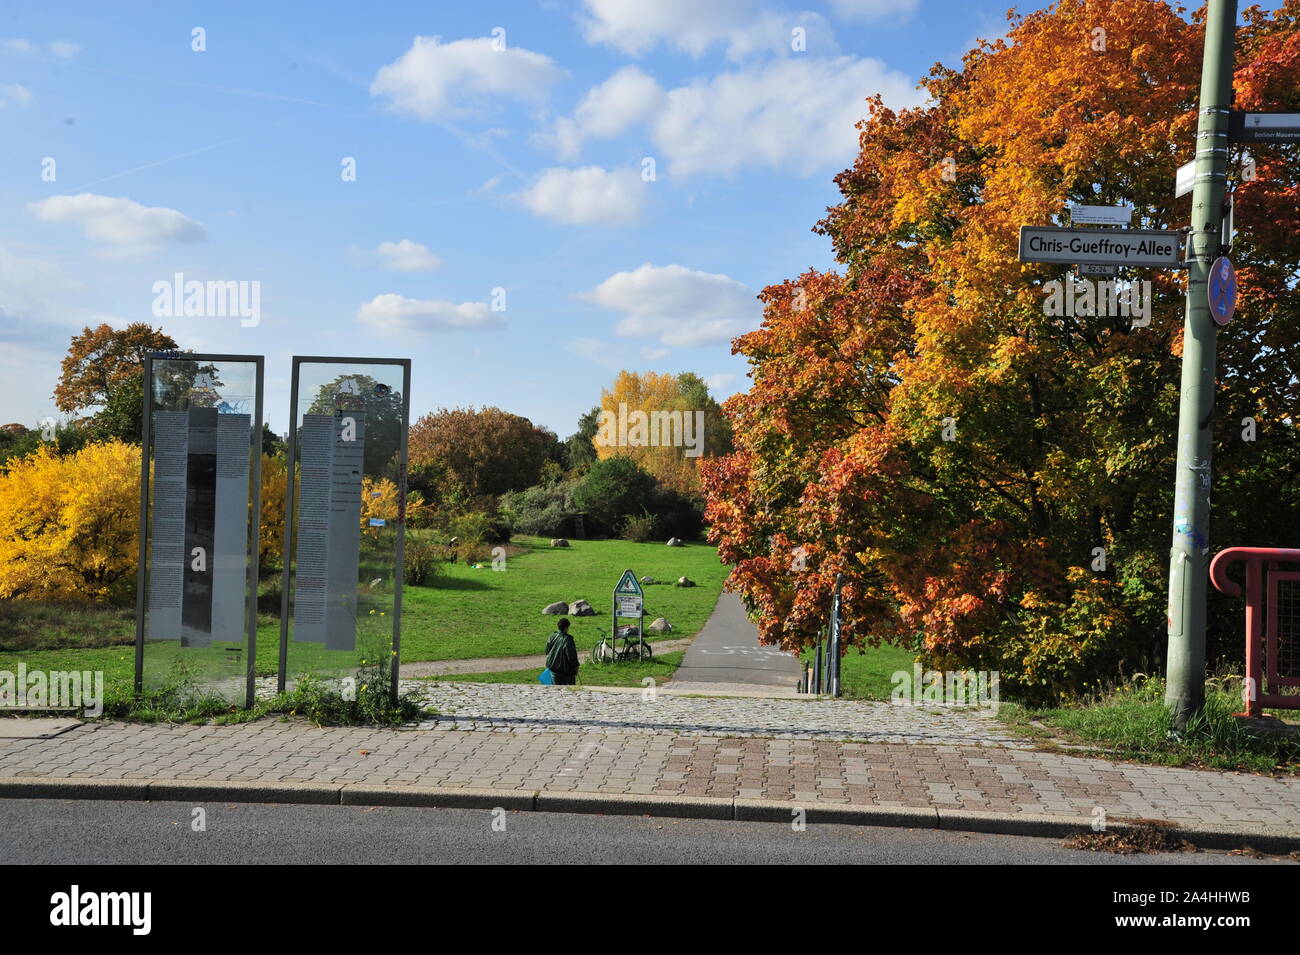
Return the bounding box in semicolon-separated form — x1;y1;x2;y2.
2;716;1299;839
409;683;1025;745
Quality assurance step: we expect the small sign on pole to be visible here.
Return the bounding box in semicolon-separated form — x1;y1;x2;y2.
611;568;645;658
1229;111;1300;144
1175;160;1196;198
1078;263;1119;278
1208;256;1238;326
1069;204;1132;226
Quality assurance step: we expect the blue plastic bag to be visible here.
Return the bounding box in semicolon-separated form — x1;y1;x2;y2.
538;668;555;685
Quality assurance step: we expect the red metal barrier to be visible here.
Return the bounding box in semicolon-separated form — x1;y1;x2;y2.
1209;547;1300;717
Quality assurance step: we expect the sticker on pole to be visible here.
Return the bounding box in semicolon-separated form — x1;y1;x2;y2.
1208;256;1237;325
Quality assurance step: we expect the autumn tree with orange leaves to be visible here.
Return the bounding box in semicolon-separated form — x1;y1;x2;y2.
702;0;1300;702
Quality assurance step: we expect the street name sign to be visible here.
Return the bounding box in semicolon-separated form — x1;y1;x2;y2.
1229;111;1300;144
1019;226;1184;268
1069;204;1132;226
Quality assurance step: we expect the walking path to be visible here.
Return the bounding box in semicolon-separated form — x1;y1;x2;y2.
666;591;803;696
399;639;694;678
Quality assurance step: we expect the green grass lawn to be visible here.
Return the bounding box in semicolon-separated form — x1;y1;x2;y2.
799;641;918;700
0;535;727;702
399;535;727;662
428;651;685;688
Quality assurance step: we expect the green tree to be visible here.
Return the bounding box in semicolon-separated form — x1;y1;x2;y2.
573;456;658;537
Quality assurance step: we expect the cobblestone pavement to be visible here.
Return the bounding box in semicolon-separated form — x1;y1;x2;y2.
3;719;1299;832
404;682;1028;746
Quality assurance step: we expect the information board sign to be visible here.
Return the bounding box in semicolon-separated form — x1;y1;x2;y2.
279;358;411;704
135;354;263;705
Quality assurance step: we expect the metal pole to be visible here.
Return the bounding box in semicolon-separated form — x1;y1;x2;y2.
132;356;155;699
1165;0;1237;730
390;360;411;708
245;357;264;709
277;359;300;695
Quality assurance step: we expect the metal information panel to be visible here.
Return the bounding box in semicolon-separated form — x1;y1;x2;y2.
134;353;263;705
1018;226;1185;268
279;357;411;704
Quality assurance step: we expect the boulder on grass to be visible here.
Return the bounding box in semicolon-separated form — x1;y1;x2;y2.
666;537;684;547
542;601;569;615
648;617;672;633
676;576;696;588
569;599;595;616
550;538;570;548
640;575;655;585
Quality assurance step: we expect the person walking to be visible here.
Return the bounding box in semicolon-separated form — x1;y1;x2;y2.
545;618;580;685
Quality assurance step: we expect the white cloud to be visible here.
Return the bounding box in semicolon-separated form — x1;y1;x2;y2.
541;65;665;160
578;0;830;60
640;346;669;360
829;0;919;22
0;83;31;107
374;239;441;272
1;38;80;57
370;36;561;120
582;263;760;346
652;56;919;177
0;244;82;332
357;294;501;333
29;194;206;247
567;337;621;368
520;166;646;226
704;372;739;395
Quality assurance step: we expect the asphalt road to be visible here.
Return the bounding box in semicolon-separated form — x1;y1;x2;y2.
0;799;1286;865
670;591;803;688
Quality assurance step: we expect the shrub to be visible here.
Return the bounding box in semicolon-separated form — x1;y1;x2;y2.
402;533;441;586
501;480;579;537
573;456;657;536
0;441;140;603
621;510;661;543
360;476;428;533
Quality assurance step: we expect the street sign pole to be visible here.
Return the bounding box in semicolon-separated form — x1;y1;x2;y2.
1164;0;1237;731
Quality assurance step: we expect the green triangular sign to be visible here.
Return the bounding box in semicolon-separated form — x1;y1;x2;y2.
614;569;643;597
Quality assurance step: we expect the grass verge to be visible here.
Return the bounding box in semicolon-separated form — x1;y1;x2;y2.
999;675;1300;775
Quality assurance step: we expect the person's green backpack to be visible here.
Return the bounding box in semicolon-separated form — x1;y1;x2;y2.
545;631;568;672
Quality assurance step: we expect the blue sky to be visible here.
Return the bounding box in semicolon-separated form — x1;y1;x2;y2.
0;0;1026;436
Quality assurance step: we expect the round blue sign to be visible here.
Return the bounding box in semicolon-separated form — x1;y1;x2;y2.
1208;256;1237;326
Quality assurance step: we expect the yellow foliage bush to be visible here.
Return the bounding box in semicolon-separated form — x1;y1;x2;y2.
260;454;289;571
0;444;295;602
0;441;141;602
360;476;427;532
